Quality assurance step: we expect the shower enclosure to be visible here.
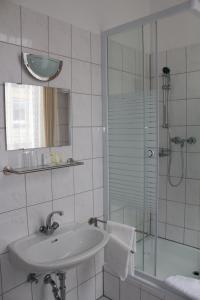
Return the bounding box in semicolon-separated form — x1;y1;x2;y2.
102;1;200;280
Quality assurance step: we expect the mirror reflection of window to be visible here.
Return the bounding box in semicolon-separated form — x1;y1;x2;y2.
5;83;70;150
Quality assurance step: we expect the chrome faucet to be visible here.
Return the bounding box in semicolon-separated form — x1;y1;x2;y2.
40;211;64;235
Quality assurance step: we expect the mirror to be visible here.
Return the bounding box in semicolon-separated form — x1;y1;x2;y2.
5;83;70;150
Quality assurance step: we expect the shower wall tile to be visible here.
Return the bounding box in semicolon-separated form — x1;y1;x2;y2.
166;201;185;227
0;3;103;300
168;100;186;126
166;152;186;178
108;68;122;96
158;200;166;223
167;47;186;75
166;224;184;244
108;40;123;70
170;74;186;100
187;152;200;179
187;99;200;125
73;127;92;160
187;126;200;152
186;179;200;205
187;71;200;99
187;44;200;72
122;47;136;74
184;229;200;248
167;179;185;203
185;204;200;231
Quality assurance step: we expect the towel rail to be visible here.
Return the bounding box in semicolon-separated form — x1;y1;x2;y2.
88;217;141;254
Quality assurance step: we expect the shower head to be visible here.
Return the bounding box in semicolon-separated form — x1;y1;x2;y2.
162;67;170;74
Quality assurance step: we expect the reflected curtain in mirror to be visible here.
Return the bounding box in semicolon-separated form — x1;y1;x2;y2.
5;83;70;150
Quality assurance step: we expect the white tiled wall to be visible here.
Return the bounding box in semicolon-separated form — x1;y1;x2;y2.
0;1;103;300
104;271;188;300
159;45;200;248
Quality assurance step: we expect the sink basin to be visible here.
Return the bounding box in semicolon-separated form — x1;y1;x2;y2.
8;223;109;273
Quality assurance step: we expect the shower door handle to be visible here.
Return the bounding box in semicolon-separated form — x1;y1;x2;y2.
146;149;155;158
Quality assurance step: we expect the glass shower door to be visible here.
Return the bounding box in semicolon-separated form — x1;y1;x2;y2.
107;22;158;275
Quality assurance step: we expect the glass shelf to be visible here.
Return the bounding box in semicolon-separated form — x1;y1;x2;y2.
3;160;84;175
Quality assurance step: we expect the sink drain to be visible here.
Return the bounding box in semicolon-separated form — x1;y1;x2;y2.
193;271;200;276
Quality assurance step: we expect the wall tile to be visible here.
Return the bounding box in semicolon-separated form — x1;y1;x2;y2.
185;204;200;230
72;26;90;62
187;44;200;72
78;278;95;300
66;288;78;300
95;272;103;299
167;47;186;75
170;74;186;100
158;200;166;223
91;33;101;65
104;272;119;300
95;249;104;274
166;224;184;243
21;7;48;51
159;176;167;199
0;0;20;45
184;229;200;248
168;100;186;126
0;172;26;213
166;201;185;227
92;96;102;126
72;93;91;126
141;290;161;300
187;126;200;152
169;126;186;152
65;268;77;292
187;152;200;179
26;171;52;205
72;60;91;94
77;257;95;284
186;179;200;205
187;71;200;99
1;253;27;292
123;47;136;74
92;127;103;158
167;179;185;203
27;201;52;234
92;64;101;95
49;17;71;57
93;158;103;189
73;127;92;160
0;42;21;84
108;40;123;70
120;281;140;300
52;167;74;199
74;160;92;193
108;69;122;96
75;190;93;223
53;195;74;225
94;188;103;217
3;283;32;300
0;208;28;254
187;99;200;125
167;152;186;178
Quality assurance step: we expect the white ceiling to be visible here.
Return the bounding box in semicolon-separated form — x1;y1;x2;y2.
10;0;184;33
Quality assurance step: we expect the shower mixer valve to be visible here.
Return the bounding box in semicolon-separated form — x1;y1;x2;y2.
170;136;196;147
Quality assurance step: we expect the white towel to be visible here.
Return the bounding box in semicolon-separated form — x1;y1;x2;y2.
105;221;136;281
165;275;200;300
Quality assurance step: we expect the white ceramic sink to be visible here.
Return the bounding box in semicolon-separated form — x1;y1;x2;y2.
8;223;109;273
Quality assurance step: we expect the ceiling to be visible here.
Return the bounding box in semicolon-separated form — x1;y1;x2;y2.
10;0;184;33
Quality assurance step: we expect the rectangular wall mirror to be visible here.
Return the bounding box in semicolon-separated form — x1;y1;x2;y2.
5;83;70;150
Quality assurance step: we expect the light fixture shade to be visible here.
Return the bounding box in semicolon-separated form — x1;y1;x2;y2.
23;53;63;81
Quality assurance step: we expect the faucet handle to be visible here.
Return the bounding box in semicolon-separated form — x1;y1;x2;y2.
51;222;59;230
